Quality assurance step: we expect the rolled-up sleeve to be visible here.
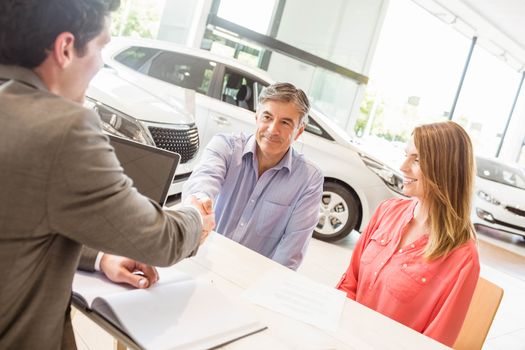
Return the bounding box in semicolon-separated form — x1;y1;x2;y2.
182;134;233;202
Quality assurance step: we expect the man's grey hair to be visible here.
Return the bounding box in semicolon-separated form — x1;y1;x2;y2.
257;82;310;127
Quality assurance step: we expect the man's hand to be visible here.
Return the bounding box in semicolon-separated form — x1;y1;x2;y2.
187;195;215;244
100;254;159;289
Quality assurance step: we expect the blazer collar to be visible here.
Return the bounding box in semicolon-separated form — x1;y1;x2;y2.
0;64;49;92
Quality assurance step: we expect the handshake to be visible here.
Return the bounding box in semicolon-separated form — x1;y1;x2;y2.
185;194;216;245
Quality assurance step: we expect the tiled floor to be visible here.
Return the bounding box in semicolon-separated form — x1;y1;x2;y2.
73;227;525;349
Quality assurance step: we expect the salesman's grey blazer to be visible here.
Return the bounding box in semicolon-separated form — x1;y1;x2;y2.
0;65;202;350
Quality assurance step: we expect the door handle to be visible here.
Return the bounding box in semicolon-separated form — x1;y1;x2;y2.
212;115;231;126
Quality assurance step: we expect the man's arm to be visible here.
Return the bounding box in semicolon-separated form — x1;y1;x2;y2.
182;134;233;203
77;246;159;289
48;110;202;267
271;169;324;270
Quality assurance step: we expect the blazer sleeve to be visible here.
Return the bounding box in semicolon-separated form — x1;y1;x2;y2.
47;109;202;267
78;246;98;272
182;134;232;203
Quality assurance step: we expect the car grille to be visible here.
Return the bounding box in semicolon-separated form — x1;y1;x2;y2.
148;124;199;163
505;206;525;218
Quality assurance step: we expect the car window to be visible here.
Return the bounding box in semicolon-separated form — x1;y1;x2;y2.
148;52;216;94
476;157;525;190
114;46;159;70
305;117;334;141
220;69;267;112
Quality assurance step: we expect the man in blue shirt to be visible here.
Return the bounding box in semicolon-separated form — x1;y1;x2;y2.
183;83;323;270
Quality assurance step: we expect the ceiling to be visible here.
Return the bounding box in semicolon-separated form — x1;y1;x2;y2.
413;0;525;71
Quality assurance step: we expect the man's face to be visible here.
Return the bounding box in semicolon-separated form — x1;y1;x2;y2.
65;18;110;103
255;100;305;162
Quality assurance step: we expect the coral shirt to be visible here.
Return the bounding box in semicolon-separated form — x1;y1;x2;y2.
337;198;480;347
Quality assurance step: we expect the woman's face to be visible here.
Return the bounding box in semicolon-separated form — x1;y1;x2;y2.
400;137;425;199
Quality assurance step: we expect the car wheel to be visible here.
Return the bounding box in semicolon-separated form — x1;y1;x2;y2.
314;181;360;242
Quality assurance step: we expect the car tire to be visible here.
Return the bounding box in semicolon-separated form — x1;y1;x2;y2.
314;181;360;242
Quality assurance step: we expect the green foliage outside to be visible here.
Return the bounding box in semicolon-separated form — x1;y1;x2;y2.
354;91;384;137
111;0;163;38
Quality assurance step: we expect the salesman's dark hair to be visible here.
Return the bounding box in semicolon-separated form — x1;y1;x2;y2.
0;0;120;68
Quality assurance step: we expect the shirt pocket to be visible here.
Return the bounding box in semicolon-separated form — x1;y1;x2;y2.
361;230;391;265
255;200;291;238
386;259;438;303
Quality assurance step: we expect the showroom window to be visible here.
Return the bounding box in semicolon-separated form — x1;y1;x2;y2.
148;52;216;94
357;0;471;147
452;46;519;157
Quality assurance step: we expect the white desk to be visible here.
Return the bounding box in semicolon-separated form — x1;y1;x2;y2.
73;233;450;350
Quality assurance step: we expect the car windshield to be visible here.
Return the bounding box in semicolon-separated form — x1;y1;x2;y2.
476;157;525;190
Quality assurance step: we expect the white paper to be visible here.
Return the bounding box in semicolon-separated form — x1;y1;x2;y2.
244;268;346;332
94;279;263;350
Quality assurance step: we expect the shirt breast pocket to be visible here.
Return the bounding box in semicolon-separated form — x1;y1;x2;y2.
255;200;290;238
361;231;391;265
386;260;437;303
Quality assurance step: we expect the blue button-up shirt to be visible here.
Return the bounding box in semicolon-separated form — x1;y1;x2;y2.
183;133;323;270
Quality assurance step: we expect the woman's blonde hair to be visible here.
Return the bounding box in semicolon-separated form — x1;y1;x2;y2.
413;121;476;260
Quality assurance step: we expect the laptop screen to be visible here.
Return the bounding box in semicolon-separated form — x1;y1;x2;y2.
108;135;180;206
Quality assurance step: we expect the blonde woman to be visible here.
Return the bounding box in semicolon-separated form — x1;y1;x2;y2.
337;121;480;347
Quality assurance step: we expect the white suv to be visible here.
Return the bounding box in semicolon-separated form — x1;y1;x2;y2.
88;37;405;241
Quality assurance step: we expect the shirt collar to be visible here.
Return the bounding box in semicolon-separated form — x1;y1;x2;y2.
0;64;49;92
243;134;293;172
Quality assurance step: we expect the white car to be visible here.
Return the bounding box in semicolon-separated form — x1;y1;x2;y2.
85;68;201;196
87;37;405;241
472;156;525;239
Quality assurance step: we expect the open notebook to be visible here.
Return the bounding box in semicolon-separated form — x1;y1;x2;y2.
108;134;179;206
73;268;266;350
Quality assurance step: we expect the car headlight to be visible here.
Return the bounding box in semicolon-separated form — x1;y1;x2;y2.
84;97;155;146
359;153;405;195
476;190;501;206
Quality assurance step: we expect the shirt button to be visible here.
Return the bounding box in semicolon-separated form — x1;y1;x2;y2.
374;271;377;275
381;261;384;265
402;263;407;268
380;239;385;244
251;199;255;203
240;222;244;226
410;244;415;248
421;277;427;283
398;248;403;253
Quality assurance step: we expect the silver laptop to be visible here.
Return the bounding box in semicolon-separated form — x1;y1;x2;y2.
108;134;180;206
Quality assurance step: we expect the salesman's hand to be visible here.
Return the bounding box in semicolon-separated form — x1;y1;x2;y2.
187;195;215;244
100;254;159;289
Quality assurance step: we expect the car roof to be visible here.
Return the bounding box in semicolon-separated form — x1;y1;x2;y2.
105;37;275;84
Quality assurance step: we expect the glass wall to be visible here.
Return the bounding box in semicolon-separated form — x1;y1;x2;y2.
275;0;384;73
359;0;522;162
357;0;471;148
452;47;519;157
217;0;277;34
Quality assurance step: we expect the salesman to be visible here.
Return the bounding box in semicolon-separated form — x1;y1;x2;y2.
0;1;214;349
183;82;324;270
